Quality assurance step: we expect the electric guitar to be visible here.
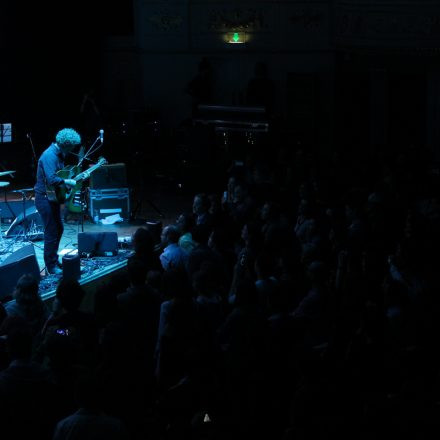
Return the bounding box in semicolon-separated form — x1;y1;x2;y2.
47;157;107;212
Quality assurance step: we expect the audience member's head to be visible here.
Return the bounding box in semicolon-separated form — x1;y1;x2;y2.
208;193;221;216
56;278;85;312
193;193;209;216
208;227;229;252
161;225;181;246
13;274;41;309
176;213;195;234
232;183;248;204
260;201;280;223
132;226;155;255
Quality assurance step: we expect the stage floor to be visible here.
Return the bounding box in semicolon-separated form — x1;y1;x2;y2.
0;182;193;301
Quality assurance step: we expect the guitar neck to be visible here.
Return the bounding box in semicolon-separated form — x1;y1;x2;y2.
75;159;106;180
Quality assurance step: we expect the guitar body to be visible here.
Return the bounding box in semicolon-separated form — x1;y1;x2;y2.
46;158;107;213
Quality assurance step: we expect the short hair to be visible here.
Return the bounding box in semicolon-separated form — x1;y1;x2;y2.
13;274;40;307
56;278;85;312
164;225;180;244
132;227;154;253
55;128;81;148
176;213;195;233
194;193;210;210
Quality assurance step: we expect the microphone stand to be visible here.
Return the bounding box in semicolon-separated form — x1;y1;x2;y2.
68;132;104;231
26;133;38;172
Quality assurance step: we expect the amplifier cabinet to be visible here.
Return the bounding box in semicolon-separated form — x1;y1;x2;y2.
90;163;127;189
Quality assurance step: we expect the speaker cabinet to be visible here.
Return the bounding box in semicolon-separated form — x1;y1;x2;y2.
4;206;44;240
0;244;41;301
0;200;35;224
89;163;127;189
77;232;119;257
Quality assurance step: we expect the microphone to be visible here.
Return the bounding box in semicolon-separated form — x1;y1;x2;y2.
99;129;104;143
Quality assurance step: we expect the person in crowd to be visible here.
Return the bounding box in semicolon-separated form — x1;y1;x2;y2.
0;316;58;439
192;193;214;228
160;225;189;272
53;373;129;440
4;274;49;338
176;213;197;254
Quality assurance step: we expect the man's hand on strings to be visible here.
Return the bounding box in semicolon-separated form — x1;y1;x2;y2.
64;179;77;188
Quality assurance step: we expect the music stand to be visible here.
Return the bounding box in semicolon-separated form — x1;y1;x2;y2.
11;188;37;242
0;123;12;143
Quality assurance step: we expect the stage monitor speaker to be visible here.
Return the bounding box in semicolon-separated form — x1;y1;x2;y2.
78;232;119;257
4;206;44;240
0;244;41;301
89;163;127;189
0;200;35;223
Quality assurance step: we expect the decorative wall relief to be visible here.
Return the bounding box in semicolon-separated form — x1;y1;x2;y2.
289;9;324;31
207;8;266;31
148;12;184;31
335;2;440;47
136;2;189;51
281;3;329;50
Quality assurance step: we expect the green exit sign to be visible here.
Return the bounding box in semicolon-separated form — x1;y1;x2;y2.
227;32;246;44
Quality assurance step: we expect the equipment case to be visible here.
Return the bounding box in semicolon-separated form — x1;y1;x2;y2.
88;188;130;223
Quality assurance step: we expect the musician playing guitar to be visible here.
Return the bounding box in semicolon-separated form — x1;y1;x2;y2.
34;128;80;275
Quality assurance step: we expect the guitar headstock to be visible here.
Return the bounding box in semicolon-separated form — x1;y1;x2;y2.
98;157;108;166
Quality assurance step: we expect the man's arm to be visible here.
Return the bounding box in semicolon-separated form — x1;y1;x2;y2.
42;156;64;187
41;153;75;188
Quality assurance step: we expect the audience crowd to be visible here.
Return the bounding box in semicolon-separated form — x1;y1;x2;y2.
0;140;439;439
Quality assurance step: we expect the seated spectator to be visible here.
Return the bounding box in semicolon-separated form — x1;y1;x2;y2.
132;226;162;272
254;252;280;313
155;270;201;388
42;279;98;367
53;373;129;440
291;260;331;347
193;193;214;228
176;213;197;254
294;199;319;245
208;227;236;291
160;225;189;271
260;200;291;251
186;224;222;280
217;277;267;388
208;192;230;228
4;274;49;338
192;265;224;333
117;257;161;369
227;183;254;228
0;316;58;439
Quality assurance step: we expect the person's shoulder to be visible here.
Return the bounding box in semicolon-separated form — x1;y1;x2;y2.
4;300;25;319
40;143;56;157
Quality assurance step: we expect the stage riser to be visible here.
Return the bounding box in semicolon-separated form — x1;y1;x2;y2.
41;260;128;312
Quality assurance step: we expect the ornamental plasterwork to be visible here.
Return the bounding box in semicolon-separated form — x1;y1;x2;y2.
148;12;184;31
208;8;265;31
289;9;324;31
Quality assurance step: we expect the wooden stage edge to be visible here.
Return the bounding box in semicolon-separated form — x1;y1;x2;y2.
41;257;129;311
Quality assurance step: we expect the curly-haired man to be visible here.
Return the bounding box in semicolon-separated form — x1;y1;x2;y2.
34;128;81;275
